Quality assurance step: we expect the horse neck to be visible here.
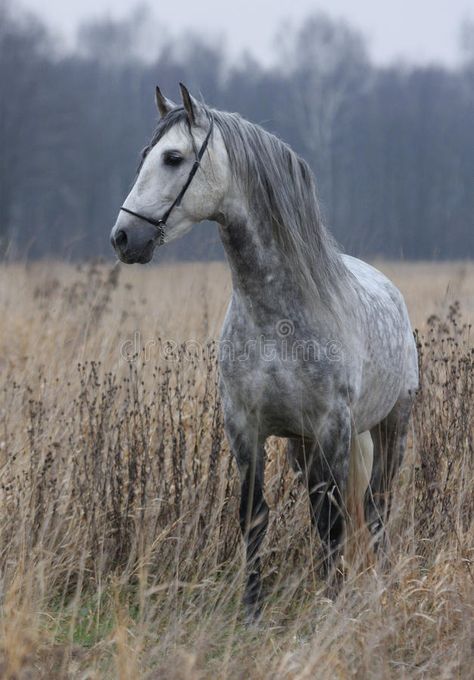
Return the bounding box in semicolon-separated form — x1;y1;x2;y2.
218;210;313;318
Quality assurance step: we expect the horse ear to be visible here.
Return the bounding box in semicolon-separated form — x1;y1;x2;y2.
179;82;206;126
155;86;176;118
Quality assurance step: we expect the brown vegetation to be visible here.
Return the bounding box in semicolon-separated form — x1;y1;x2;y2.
0;260;472;678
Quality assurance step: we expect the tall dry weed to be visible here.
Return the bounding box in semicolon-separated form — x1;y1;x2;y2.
0;261;472;678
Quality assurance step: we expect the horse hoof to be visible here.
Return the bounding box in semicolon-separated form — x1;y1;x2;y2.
243;593;264;627
244;605;263;628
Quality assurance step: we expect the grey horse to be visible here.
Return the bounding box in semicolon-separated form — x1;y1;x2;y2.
110;84;419;618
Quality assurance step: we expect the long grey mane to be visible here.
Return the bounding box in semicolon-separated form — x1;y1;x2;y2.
145;105;349;306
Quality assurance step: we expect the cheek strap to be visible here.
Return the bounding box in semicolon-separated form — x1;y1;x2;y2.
120;114;214;244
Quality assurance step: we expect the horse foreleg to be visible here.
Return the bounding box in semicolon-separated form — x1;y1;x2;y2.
309;436;350;576
225;419;268;619
289;411;351;576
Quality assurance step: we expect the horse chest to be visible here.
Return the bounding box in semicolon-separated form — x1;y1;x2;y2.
219;320;339;437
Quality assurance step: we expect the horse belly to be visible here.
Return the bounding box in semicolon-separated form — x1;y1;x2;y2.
352;364;403;432
351;321;417;432
342;255;418;432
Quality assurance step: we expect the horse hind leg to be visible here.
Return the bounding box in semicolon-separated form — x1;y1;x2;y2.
345;431;374;569
365;397;413;546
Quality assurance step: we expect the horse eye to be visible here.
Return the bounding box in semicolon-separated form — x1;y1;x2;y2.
163;152;183;167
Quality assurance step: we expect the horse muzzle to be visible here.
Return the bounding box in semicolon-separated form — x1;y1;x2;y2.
110;222;158;264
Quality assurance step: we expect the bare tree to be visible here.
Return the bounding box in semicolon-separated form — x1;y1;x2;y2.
76;4;167;66
459;18;474;66
0;3;472;260
276;13;371;222
0;0;51;253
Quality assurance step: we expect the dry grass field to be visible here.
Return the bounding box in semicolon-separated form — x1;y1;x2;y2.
0;259;472;679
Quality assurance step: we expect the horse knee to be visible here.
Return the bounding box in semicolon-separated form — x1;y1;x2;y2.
305;419;351;553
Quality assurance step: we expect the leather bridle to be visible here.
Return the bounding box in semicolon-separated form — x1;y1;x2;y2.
120;115;214;245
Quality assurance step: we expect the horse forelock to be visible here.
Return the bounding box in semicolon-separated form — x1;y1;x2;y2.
138;107;190;172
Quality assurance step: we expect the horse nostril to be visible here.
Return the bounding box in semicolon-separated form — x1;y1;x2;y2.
115;229;128;250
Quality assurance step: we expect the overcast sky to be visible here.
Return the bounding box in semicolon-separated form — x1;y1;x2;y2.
21;0;472;66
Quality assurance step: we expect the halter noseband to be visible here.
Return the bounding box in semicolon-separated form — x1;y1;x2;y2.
120;115;214;245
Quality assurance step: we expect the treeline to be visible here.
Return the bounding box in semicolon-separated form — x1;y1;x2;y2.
1;2;473;260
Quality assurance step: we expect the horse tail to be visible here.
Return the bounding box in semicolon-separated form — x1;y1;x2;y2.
345;430;374;570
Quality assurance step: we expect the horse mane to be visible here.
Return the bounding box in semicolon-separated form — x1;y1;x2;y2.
145;104;349;307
